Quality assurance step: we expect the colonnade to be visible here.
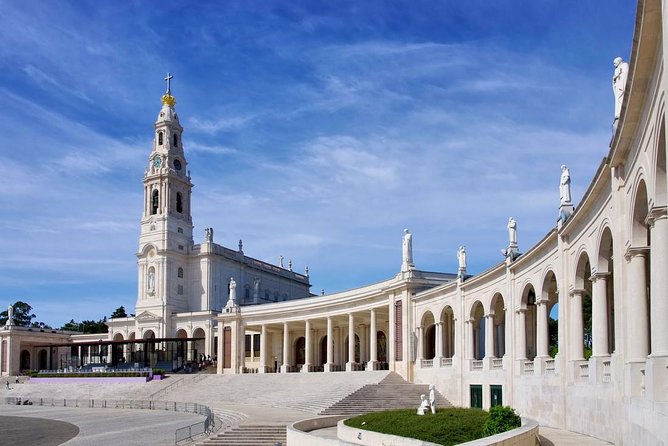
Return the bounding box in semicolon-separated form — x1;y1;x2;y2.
249;306;390;373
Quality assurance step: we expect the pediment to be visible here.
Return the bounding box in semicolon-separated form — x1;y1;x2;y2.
135;311;161;321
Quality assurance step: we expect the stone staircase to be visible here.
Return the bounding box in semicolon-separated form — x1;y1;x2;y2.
197;425;286;446
319;372;451;416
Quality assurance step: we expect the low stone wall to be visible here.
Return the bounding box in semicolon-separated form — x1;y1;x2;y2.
29;377;149;384
287;415;348;446
336;417;539;446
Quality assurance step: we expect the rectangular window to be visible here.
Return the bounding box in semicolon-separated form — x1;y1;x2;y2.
470;384;483;409
253;334;261;353
178;245;184;250
177;285;183;295
490;385;503;407
245;335;252;357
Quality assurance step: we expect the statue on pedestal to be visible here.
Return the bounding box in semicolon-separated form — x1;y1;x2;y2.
560;165;571;205
147;269;155;294
612;57;629;125
502;218;520;260
457;246;466;276
401;229;415;272
205;227;214;243
5;304;14;326
226;277;237;308
507;217;517;247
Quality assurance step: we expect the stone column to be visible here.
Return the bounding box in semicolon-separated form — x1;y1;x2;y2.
516;309;527;360
416;326;424;361
280;323;290;373
485;315;495;359
591;274;610;357
346;313;356;371
536;301;549;358
649;210;668;355
570;290;585;361
627;250;649;360
368;309;378;370
435;322;443;360
259;324;268;373
303;320;312;372
333;327;340;366
325;317;334;371
466;320;473;359
0;338;4;375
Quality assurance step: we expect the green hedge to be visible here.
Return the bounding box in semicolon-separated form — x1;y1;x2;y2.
33;372;149;378
481;406;522;436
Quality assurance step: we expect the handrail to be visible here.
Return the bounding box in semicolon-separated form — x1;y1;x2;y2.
149;376;186;399
2;396;214;445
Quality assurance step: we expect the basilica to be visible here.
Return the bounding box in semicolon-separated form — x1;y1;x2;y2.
2;1;668;443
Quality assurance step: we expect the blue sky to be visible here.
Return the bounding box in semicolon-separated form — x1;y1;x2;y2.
0;1;636;327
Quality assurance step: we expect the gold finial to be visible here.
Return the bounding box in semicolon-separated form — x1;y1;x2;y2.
161;93;176;107
161;72;176;106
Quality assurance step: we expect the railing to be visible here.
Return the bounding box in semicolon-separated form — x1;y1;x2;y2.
2;396;214;445
440;357;453;367
602;360;611;383
471;360;483;371
522;361;534;375
579;362;589;379
150;377;186;400
37;367;153;375
421;359;433;368
491;358;503;370
545;359;555;375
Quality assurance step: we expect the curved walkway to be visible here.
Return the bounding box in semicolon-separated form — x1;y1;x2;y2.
0;405;203;446
539;426;613;445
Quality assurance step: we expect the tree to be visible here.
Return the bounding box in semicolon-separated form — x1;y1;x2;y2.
110;306;128;318
0;301;36;327
60;317;108;334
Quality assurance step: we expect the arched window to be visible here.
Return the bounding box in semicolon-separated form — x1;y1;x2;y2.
173;134;178;147
151;190;159;215
158;131;163;145
177;267;184;278
176;192;183;213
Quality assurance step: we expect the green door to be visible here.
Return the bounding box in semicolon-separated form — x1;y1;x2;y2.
470;384;483;409
490;385;503;407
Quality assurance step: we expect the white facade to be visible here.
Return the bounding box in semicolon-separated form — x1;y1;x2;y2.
214;1;668;444
2;2;667;443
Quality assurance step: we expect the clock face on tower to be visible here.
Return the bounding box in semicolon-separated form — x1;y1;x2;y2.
174;159;182;171
153;157;162;168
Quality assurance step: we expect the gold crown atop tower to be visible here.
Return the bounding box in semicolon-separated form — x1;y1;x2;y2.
161;72;176;106
161;93;176;107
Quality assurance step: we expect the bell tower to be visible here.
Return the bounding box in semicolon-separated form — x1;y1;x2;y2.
135;74;194;332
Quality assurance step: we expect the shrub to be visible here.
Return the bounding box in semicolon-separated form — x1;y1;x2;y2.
481;406;521;437
152;368;165;376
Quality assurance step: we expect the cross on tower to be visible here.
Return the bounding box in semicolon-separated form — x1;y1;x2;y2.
164;72;173;95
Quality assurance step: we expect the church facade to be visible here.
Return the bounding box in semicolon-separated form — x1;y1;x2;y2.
1;1;667;443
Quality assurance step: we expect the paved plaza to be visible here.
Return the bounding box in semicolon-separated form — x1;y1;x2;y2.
1;374;614;445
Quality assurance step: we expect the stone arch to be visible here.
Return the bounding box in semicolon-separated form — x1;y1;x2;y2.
420;310;436;360
574;251;593;360
294;336;305;365
193;327;207;361
540;270;559;358
377;330;387;363
654;116;667;205
470;300;485;360
143;330;156;339
344;334;361;363
38;349;48;370
113;332;124;342
440;305;455;358
521;283;537;360
629;178;651;359
20;349;30;370
490;293;506;358
176;329;188;338
594;226;615;355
